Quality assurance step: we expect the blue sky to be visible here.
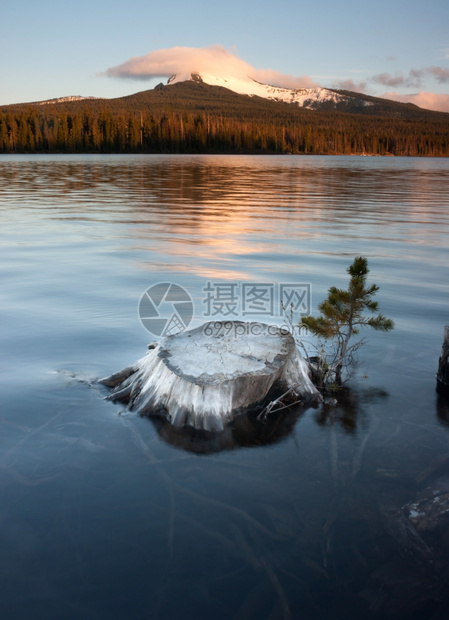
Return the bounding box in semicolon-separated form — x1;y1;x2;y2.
1;0;448;111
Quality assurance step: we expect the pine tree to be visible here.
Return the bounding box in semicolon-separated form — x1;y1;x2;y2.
300;256;394;388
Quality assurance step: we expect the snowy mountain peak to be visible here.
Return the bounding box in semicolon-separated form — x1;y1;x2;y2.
166;73;372;111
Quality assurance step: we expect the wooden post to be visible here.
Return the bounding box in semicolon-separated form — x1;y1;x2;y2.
437;326;449;393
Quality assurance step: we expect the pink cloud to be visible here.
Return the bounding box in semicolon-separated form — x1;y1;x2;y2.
383;91;449;113
252;69;317;89
104;45;317;88
105;45;249;79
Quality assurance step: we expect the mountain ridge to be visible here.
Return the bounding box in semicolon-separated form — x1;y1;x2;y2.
2;71;446;120
118;78;448;120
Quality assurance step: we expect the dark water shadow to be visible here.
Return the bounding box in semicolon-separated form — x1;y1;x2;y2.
313;386;389;434
147;404;311;455
436;388;449;428
144;385;390;454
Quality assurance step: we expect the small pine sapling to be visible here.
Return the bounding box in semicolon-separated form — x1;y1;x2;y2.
300;256;394;389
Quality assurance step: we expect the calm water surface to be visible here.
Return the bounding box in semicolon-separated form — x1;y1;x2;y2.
1;154;449;619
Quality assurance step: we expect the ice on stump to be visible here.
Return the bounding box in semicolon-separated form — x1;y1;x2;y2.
100;322;320;431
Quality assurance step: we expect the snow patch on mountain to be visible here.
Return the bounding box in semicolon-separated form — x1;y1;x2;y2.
167;73;372;110
36;96;99;105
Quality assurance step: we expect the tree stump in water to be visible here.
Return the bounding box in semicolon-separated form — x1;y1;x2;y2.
100;321;320;431
437;326;449;394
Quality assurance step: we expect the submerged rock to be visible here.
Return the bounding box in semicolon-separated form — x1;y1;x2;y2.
363;476;449;615
100;321;320;431
378;476;449;567
403;475;449;534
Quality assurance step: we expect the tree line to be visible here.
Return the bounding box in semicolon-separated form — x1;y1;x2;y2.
1;104;448;156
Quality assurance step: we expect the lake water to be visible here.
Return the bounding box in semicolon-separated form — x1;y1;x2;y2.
1;154;449;619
